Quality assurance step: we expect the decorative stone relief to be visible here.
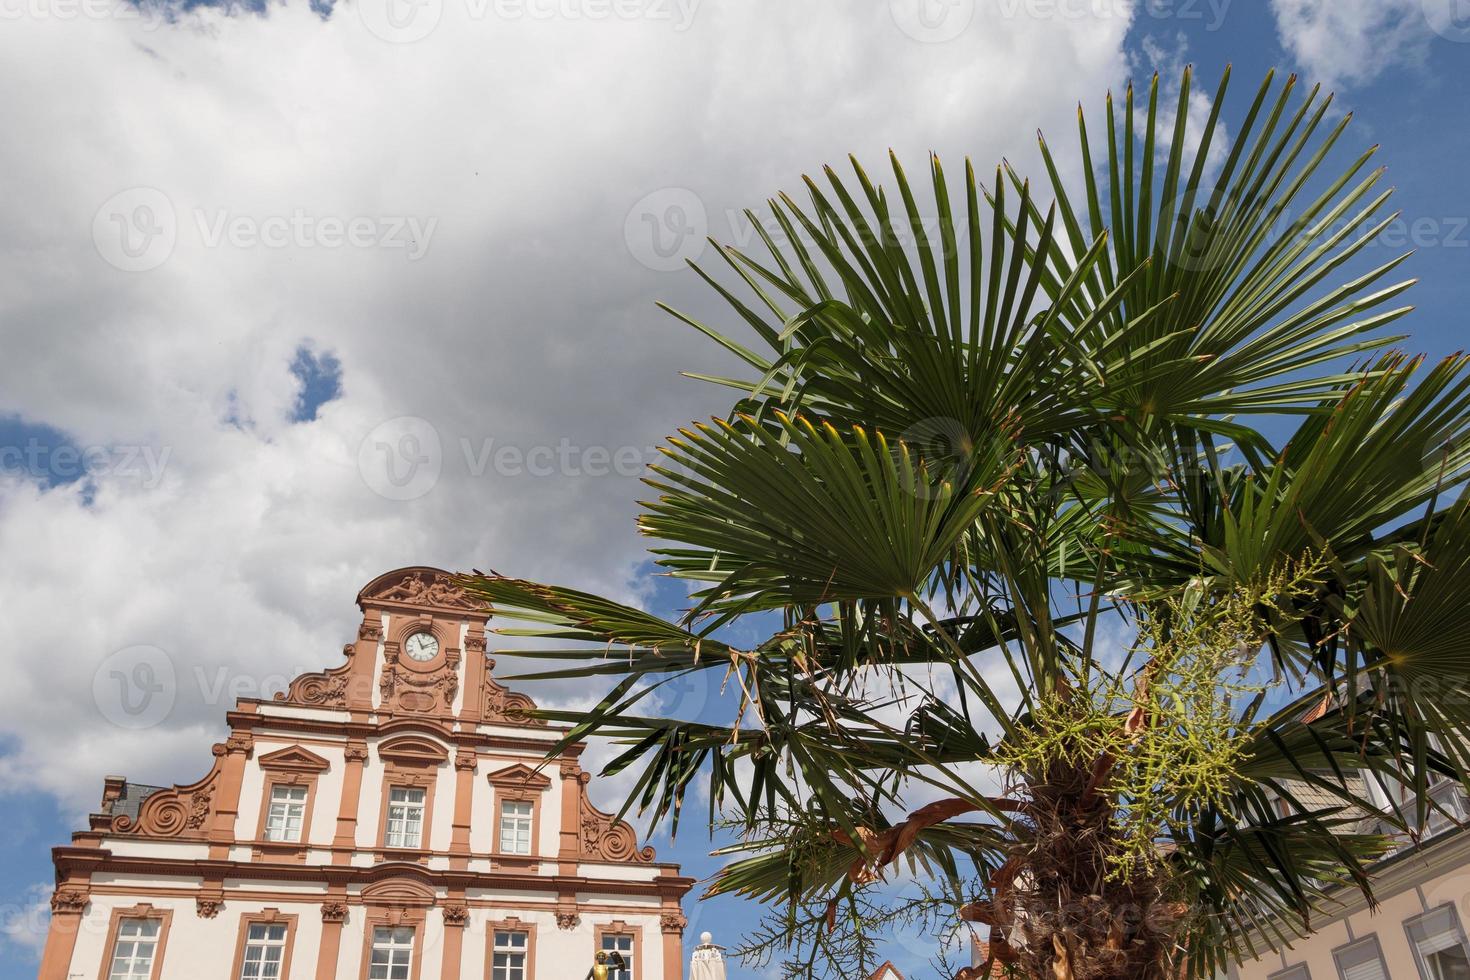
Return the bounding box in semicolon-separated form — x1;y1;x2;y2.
111;768;219;840
49;889;88;915
482;658;544;725
274;656;354;708
365;570;484;611
379;642;460;715
577;774;655;864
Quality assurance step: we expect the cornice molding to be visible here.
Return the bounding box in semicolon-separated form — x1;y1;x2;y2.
51;849;695;900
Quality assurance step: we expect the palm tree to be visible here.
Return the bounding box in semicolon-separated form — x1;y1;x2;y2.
465;67;1470;979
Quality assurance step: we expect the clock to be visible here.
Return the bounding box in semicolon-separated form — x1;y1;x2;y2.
403;632;439;662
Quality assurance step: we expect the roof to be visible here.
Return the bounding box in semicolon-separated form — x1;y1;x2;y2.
110;782;165;821
869;963;904;980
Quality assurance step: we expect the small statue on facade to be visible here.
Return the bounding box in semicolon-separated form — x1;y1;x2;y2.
584;949;628;980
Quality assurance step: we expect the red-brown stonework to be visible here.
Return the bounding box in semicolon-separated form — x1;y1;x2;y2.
41;567;693;980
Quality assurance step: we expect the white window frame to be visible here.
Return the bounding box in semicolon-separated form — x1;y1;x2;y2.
600;932;634;980
239;921;290;980
499;799;533;855
491;930;529;980
368;926;415;980
1333;935;1388;980
385;786;426;849
108;918;162;980
264;784;308;843
1268;966;1311;980
1405;903;1470;980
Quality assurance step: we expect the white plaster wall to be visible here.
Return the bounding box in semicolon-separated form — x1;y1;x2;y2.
355;750;387;846
429;754;456;852
89;871;204;889
234;737;347;845
66;895;182;980
100;839;211;860
581;864;666;883
1235;861;1470;979
370;612;389;711
256;704;351;723
452;620;468;716
158;899;324;980
576;891;660;908
66;895;327;980
307;745;347;846
469;754;495;854
539;775;563;857
469;751;563;858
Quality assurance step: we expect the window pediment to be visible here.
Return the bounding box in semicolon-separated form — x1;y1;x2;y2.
360;869;439;907
377;736;449;768
486;763;552;790
257;746;331;773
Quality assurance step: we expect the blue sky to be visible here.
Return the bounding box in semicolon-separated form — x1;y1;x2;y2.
1;1;1469;978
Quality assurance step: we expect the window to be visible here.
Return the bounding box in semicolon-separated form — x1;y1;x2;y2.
1408;905;1470;980
499;800;533;855
1334;937;1388;980
600;933;633;980
368;926;415;980
239;923;290;980
1268;967;1310;980
264;785;308;842
385;786;426;848
492;930;529;980
108;918;161;980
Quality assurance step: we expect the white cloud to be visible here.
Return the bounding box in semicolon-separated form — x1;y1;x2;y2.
0;883;52;959
1270;0;1436;90
0;0;1135;823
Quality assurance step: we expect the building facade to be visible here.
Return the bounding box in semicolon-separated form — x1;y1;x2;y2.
38;567;694;980
1230;781;1470;980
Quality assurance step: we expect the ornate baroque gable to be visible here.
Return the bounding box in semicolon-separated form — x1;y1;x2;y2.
272;567;548;726
107;762;222;840
576;773;655;864
380;638;461;715
360;568;487;612
482;657;544;725
274;617;381;709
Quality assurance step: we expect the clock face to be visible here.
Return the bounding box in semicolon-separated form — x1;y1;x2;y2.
404;632;440;662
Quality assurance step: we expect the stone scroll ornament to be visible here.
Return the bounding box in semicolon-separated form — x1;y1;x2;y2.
482;660;545;725
111;769;219;839
577;774;655;864
274;620;379;708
